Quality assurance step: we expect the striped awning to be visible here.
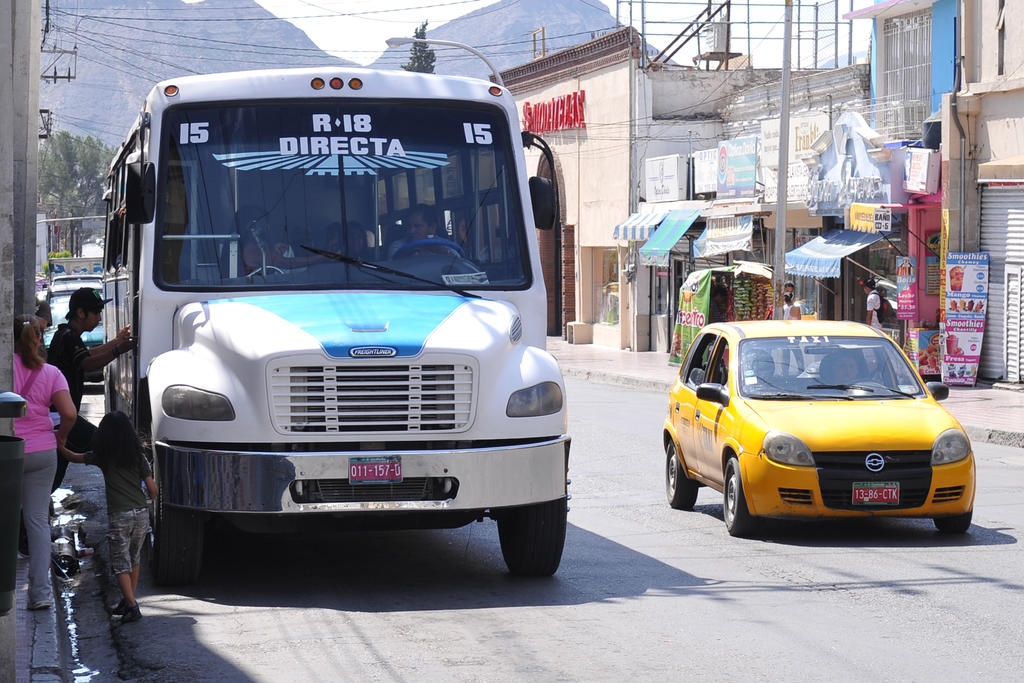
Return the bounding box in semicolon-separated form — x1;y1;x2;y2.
638;208;703;266
613;211;669;241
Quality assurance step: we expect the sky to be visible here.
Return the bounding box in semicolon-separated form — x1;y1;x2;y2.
245;0;876;70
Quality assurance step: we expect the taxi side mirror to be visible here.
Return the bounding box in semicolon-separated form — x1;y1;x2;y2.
926;381;949;401
696;382;729;407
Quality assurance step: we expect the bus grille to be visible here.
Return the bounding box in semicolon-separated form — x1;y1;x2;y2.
270;363;473;433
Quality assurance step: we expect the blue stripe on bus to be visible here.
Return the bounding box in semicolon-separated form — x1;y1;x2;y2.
215;292;468;358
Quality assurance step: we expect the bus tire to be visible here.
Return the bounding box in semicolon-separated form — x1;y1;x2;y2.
152;492;205;585
497;498;567;577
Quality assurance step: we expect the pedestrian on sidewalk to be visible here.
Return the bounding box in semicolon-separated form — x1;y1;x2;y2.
13;314;77;610
47;286;134;492
61;411;157;623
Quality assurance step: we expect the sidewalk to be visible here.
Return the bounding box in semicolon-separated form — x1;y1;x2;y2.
547;337;1024;448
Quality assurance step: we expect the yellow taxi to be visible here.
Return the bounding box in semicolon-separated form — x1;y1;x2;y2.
663;320;975;536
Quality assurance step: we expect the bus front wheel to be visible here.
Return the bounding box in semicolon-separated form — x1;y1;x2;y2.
496;498;567;577
152;492;205;585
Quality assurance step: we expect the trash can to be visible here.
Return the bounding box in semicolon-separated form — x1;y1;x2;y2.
0;392;27;616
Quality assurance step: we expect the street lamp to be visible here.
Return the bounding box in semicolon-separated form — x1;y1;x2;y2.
772;0;794;318
385;37;504;87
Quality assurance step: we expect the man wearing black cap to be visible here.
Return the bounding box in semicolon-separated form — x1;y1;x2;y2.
47;287;134;490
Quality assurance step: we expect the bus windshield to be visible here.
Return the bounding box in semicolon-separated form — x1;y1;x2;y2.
157;102;530;291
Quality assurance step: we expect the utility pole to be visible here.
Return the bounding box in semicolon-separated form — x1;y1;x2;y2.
773;0;794;318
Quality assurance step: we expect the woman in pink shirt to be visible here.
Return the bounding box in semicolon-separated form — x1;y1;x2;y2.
13;314;76;610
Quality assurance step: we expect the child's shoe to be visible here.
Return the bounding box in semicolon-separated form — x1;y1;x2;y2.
121;603;142;623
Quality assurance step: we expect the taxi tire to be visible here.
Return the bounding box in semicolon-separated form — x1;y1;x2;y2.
666;442;698;511
934;509;973;534
724;456;758;537
497;497;567;577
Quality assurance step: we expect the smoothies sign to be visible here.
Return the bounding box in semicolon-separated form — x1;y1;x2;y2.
669;270;712;365
941;252;989;386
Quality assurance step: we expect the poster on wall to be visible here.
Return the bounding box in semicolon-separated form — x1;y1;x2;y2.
669;270;711;365
925;231;941;295
907;329;941;376
941;252;989;386
896;256;917;320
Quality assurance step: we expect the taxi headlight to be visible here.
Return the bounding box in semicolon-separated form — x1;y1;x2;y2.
161;385;235;421
506;381;563;417
763;431;815;466
931;428;970;465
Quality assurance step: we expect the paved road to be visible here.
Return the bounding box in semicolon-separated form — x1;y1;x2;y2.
60;380;1024;681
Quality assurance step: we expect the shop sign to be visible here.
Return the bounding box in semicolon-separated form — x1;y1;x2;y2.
904;148;940;194
760;113;829;203
716;136;758;199
700;215;753;257
941;252;989;386
669;270;711;364
895;256;917;320
804;112;904;216
848;202;892;233
522;90;586;135
692;148;718;195
645;154;687;203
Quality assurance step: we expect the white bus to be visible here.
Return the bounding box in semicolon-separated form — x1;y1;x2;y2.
102;63;569;584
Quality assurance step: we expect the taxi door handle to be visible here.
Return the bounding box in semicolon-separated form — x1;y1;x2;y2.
674;402;680;413
695;409;701;420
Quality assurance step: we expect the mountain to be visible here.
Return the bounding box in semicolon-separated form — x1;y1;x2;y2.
40;0;351;145
372;0;621;80
40;0;620;146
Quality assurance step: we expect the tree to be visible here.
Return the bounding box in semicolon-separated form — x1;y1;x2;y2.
38;131;113;218
38;131;115;253
401;21;436;74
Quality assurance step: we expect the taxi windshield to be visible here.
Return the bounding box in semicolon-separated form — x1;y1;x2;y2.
156;101;529;292
737;335;926;400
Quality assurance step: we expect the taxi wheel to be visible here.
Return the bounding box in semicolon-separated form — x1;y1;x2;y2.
724;456;758;537
666;441;698;511
934;509;973;534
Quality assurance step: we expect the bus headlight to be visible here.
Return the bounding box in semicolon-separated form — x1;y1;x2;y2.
763;431;814;466
931;429;970;465
161;385;236;421
506;382;563;417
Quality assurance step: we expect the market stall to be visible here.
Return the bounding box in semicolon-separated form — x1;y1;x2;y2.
669;261;774;364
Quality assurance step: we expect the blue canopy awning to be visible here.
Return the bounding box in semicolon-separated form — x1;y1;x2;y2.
613;211;669;242
638;208;703;266
785;228;885;278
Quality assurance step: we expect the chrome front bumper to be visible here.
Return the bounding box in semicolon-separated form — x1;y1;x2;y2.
154;437;570;513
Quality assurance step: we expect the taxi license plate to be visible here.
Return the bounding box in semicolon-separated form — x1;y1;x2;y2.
349;456;402;484
852;481;899;505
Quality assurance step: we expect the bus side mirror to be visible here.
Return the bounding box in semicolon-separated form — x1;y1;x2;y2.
528;176;555;231
125;161;155;224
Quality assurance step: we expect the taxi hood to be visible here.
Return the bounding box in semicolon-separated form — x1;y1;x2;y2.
745;399;963;452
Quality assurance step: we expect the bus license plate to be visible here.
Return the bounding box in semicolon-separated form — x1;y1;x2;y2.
852;481;899;505
349;456;403;484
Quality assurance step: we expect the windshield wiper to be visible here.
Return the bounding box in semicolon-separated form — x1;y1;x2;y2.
299;244;481;299
807;383;876;392
750;392;815;400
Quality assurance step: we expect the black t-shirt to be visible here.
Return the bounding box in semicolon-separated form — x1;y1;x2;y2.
48;323;90;410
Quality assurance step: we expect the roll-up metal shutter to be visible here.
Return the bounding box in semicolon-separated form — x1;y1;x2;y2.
1007;266;1023;383
979;185;1024;380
